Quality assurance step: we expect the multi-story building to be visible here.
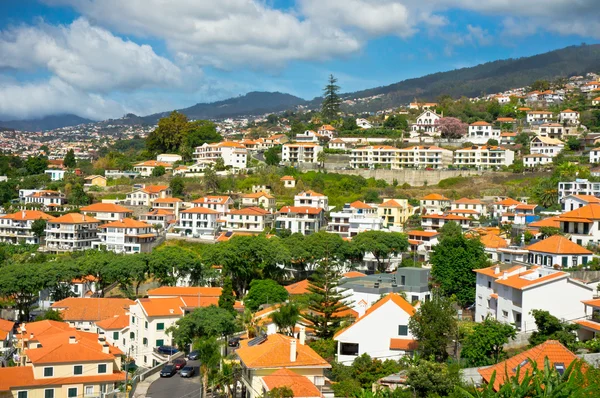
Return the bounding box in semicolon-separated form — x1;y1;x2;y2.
396;146;453;169
45;213;100;252
22;190;67;208
125;185;171;207
294;130;321;143
133;160;173;177
526;110;553;124
555;203;600;246
492;197;525;218
0;320;126;397
467;121;500;144
474;264;594;331
327;201;382;238
222;207;274;233
378;199;412;230
174;207;220;238
294;191;328;210
0;210;55;245
557;179;600;201
241;192;276;212
407;230;440;262
193;141;248;169
93;218;157;254
538;123;566;139
529;136;564;157
276;206;325;236
524;153;553;168
349;146;397;169
411;110;441;134
526;235;592;268
51;297;134;332
421;213;471;230
561;194;600;212
559;109;580;125
451;198;488;218
420;193;451;215
80;203;133;222
590;147;600;164
453;146;514;168
576;298;600;341
151;197;185;218
140;208;176;229
191;195;234;216
281;143;323;164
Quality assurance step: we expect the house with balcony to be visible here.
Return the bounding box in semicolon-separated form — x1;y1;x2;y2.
526;110;553;124
294;191;328;210
276;206;325;236
281;143;323;164
0;320;126;398
558;179;600;201
474;264;594;331
241;192;276;212
222;207;274;233
451;198;487;218
349;146;397;169
407;230;439;262
529;136;564;157
395;146;453;169
174;207;220;238
193;142;248;169
492;197;525;218
410;110;441;135
191;195;234;216
537;123;567;139
45;213;100;252
334;293;417;364
453;146;514;169
327;201;382;238
467;121;500;144
79;203;133;222
23;190;67;209
0;210;55;245
576;298;600;341
139;208;176;229
93;218;157;254
555;203;600;247
419;193;451;215
125;185;171;207
378;199;412;230
151;197;185;217
559;109;580;125
524;153;553;168
421;213;471;230
133;160;173;177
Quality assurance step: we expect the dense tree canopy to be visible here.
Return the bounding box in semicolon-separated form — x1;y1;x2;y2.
243;279;289;312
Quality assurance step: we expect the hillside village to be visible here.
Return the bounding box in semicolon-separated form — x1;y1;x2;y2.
3;74;600;397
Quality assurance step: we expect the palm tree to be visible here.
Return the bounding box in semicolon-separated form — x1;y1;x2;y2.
194;337;222;398
317;151;327;169
270;303;300;336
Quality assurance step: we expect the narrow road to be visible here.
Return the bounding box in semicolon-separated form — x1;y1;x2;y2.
147;359;201;398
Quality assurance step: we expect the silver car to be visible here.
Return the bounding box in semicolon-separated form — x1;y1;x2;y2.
180;366;195;378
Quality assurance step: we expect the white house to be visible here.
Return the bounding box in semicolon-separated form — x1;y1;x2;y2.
156;154;183;164
538;123;566;139
561;194;600;212
22;190;67;208
529;136;564;157
327;201;383;238
318;124;337;139
492;197;525;218
93;218;157;254
411;110;441;134
592;96;600;106
474;264;594;331
453;145;514;169
334;293;417;363
126;185;172;207
281;143;323;164
133;161;173;177
451;198;487;217
45;213;100;252
80;203;133;222
407;230;440;262
0;210;55;245
174;207;220;238
555;203;600;246
294;190;328;210
559;109;580;125
276;206;325;235
467;121;500;144
193;142;248;169
396;145;453;169
329;138;348;150
421;213;471;230
45;169;66;181
191;195;234;216
222;207;274;233
420;193;451;215
526;110;553;124
280;176;296;188
590;147;600;164
295;130;321;143
350;146;397;169
356;118;373;129
524;154;553;168
526;235;592;268
241;192;276;212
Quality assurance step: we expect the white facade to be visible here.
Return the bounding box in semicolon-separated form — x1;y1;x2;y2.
559;109;580;125
45;213;100;252
295;130;320;143
558;179;600;201
193;142;248;169
0;210;54;245
192;196;234;216
23;190;67;207
396;146;452;169
451;198;487;217
529;136;564;157
526;111;553;124
467;122;500;144
156;154;183;163
281;143;323;164
411;110;441;134
328;201;383;238
80;204;133;222
174;207;220;238
350;146;397;169
294;191;329;210
45;169;66;181
222;207;274;233
126;185;172;207
276;206;325;235
93;218;157;254
524;154;553;168
453;146;514;168
133;161;173;177
356;118;372;129
590;148;600;164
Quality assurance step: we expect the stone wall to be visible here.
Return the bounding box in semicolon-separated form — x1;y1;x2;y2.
327;168;490;186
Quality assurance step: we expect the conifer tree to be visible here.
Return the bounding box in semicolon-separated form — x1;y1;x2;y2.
218;276;236;314
321;74;342;121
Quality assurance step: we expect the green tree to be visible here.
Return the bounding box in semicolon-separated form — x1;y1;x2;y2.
0;263;48;321
218;276;236;314
321;74;342;121
408;292;457;361
185;120;222;149
168;305;236;349
68;184;91;206
539;226;562;238
151;165;166;177
63;149;77;168
35;309;63;322
146;111;189;153
270;303;300;336
461;318;516;367
149;245;203;286
406;359;461;398
169;176;185;197
203;167;220;192
244;279;289;312
351;231;408;273
31;218;47;239
529;309;578;348
486;138;499;146
264;387;294;398
341;117;358;131
383;115;408;130
264;145;281;166
194;337;222;398
530;79;550;92
25;155;49;175
566;136;582;151
430;224;488;306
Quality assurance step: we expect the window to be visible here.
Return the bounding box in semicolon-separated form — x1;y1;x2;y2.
131;316;135;324
17;392;27;398
44;390;54;398
68;388;77;398
85;386;94;396
398;325;408;336
156;339;164;347
487;281;492;288
43;367;53;377
145;321;148;329
554;363;565;376
502;310;508;318
143;337;148;346
340;343;359;356
98;364;107;374
74;365;83;375
400;275;406;285
130;332;135;339
113;331;119;340
157;322;165;331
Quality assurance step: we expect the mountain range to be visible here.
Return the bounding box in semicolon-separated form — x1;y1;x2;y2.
3;44;600;131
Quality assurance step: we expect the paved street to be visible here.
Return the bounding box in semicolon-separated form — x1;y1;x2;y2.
147;359;201;398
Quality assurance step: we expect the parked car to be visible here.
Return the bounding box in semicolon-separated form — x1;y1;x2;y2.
180;366;195;378
228;337;240;348
157;345;179;355
173;358;187;371
160;365;177;377
188;350;199;360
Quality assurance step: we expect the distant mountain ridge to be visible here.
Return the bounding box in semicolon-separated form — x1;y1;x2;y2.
0;114;94;132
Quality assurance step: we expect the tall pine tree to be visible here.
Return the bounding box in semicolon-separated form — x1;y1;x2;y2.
63;149;76;169
303;255;351;338
218;276;236;314
321;74;342;122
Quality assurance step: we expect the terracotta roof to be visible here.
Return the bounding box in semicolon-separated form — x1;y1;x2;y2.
421;193;449;201
490;293;498;299
478;340;578;391
262;368;322;398
51;298;133;322
320;124;336;131
528;216;561;229
138;297;185;317
279;206;323;215
0;367;125;391
229;206;271;216
95;313;130;330
568;195;600;203
296;190;325;197
147;286;223;297
515;204;537;210
181;207;220;215
192;196;232;205
2;210;54;221
389;338;419;351
494;198;523;206
285;280;310;295
26;337;116;364
134;160;172;167
236;333;330;369
349;200;373;210
480;234;508;249
407;230;439;238
496;117;515;122
575;319;600;332
527;235;592;255
80;203;133;213
561;109;578;113
454;198;484;205
100;218;152;229
448;209;480;215
494;270;566;290
0;319;14;340
50;213;99;224
470;121;492;126
558;203;600;220
334;293;415;339
474;265;524;278
343;271;366;278
242;192;275;199
153;197;182;203
280;175;295;181
422;214;469;221
140;185;169;194
380;199;405;208
216;231;264;242
582;298;600;307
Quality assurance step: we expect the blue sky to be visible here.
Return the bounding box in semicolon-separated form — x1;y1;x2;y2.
0;0;599;121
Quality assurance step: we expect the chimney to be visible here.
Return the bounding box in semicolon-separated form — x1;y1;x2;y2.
299;326;306;345
22;210;26;219
29;333;34;340
494;266;500;275
69;336;77;344
102;344;110;354
290;339;297;362
502;272;508;280
98;336;105;345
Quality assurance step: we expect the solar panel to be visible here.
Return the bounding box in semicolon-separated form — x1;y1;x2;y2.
248;334;267;347
225;231;233;237
554;363;565;376
513;358;529;372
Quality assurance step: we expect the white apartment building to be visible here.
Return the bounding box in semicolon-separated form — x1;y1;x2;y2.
156;154;183;163
152;197;185;218
276;206;325;235
421;214;471;230
80;203;133;222
0;210;54;245
140;208;176;229
453;145;514;168
556;203;600;246
396;146;453;169
492;198;525;218
526;110;553;124
45;213;100;252
241;192;276;212
125;185;172;207
526;235;593;268
133;160;174;177
561;194;600;212
590;147;600;164
559;109;580;125
23;190;67;207
294;130;321;143
451;198;488;217
474;264;594;331
45;169;66;181
524;154;553;168
174;207;220;238
281;143;323;164
411;110;441;134
193;142;248;169
467;121;500;144
420;193;451;215
191;195;234;216
407;230;439;262
222;207;274;233
93;218;157;254
558;179;600;201
538;123;566;139
529;136;564;157
350;146;396;169
327;201;383;238
294;190;329;210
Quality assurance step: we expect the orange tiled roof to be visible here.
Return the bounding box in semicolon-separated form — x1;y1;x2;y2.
2;210;54;221
236;334;330;369
582;298;600;307
0;367;125;391
280;175;295;181
568;195;600;203
51;298;133;322
575;319;600;332
296;190;325;197
334;293;415;339
448;209;480;215
95;313;130;330
494;270;566;290
279;206;323;215
380;199;404;208
141;185;169;194
100;218;152;229
192;196;232;205
182;207;220;214
138;297;185;317
262;368;322;398
229;207;271;216
480;234;508;249
494;198;523;206
526;235;592;255
343;271;366;278
478;340;578;391
470;121;491;126
80;203;133;213
51;213;99;224
350;200;373;209
26;337;116;364
421;193;449;201
134;160;172;167
528;216;561;229
153;197;182;203
407;230;439;237
474;265;524;278
147;286;223;297
285;280;310;295
559;203;600;221
242;192;275;199
389;338;419;351
0;319;14;340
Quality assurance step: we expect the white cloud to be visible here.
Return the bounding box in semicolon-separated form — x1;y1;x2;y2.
0;18;181;92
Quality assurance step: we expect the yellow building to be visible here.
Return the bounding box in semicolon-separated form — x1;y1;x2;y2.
84;175;107;187
378;199;412;230
0;320;125;398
